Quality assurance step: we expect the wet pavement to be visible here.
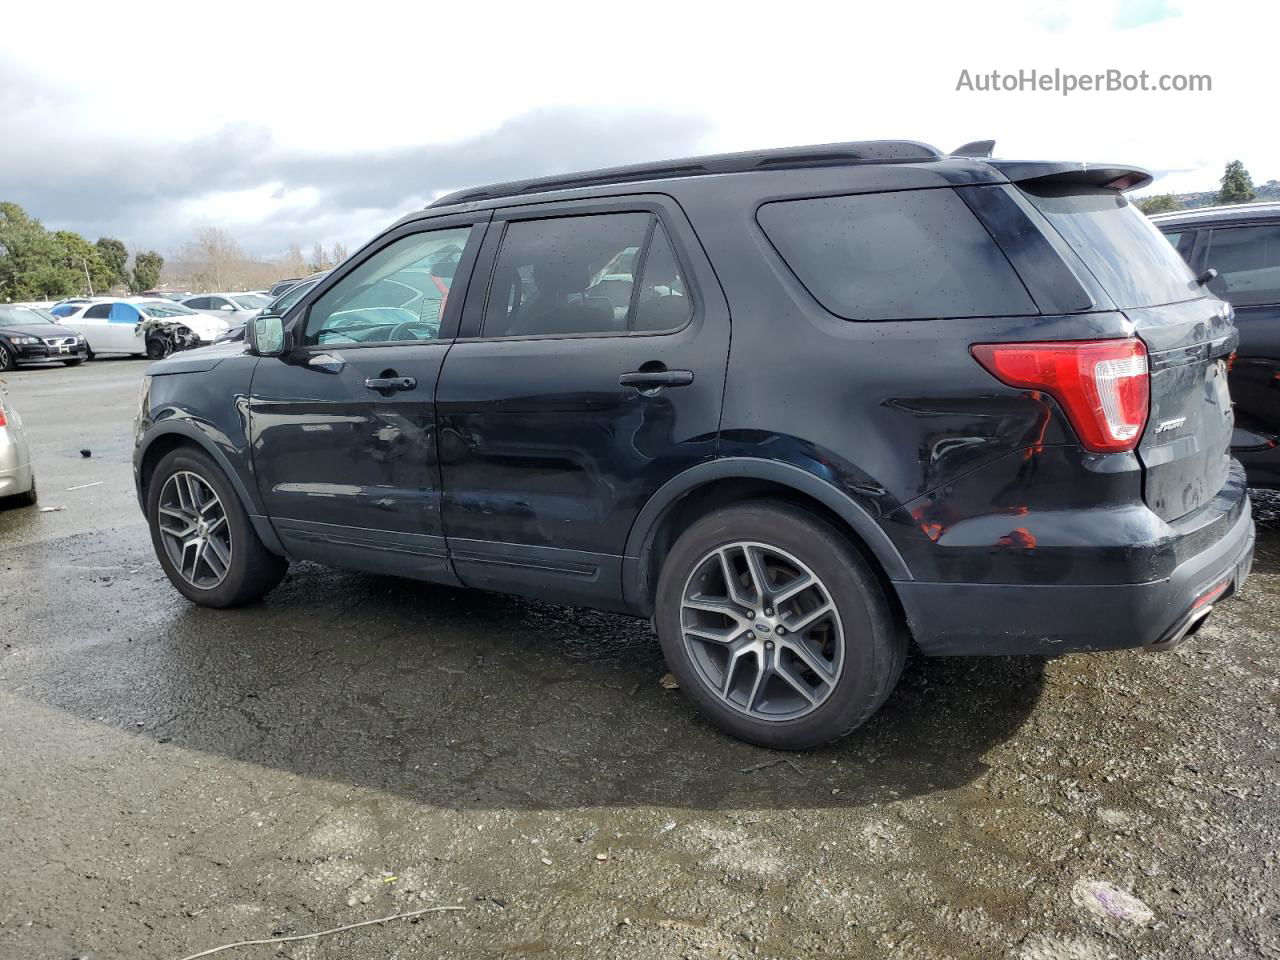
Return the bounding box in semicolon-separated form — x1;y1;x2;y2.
1;360;1277;960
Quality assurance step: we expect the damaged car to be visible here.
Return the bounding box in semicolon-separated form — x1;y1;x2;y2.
56;298;230;359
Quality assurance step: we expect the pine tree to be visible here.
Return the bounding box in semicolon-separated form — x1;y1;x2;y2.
1219;160;1257;204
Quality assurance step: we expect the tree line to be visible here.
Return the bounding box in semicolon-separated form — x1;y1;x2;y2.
1;202;353;302
1135;159;1271;215
169;228;348;293
0;202;164;300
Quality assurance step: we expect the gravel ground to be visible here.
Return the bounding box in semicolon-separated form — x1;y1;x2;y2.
0;359;1276;960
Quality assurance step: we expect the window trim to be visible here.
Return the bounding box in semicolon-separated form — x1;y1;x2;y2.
290;213;490;353
458;195;700;343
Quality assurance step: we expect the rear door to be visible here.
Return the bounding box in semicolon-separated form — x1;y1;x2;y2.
435;195;730;609
1019;183;1235;521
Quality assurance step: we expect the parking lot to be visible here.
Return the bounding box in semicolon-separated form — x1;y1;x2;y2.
0;359;1276;959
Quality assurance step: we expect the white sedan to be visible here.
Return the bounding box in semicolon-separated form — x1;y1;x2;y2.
180;292;271;327
50;298;230;358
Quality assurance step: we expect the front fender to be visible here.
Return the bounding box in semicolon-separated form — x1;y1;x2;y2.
134;415;285;557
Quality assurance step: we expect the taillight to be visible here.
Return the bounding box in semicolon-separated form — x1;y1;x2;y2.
0;405;7;427
971;338;1150;453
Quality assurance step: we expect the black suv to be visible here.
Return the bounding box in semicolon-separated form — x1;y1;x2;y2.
1152;202;1280;488
134;140;1255;749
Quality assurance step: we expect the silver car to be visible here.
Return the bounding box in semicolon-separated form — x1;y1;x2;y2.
0;389;36;506
179;292;271;328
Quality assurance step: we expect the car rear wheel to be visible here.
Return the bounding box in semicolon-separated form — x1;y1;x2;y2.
146;447;287;607
14;472;37;507
654;501;907;750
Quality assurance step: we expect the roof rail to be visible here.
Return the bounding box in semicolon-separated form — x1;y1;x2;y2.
428;139;944;208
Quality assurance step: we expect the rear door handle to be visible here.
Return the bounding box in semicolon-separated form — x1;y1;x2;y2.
364;376;417;392
618;369;694;389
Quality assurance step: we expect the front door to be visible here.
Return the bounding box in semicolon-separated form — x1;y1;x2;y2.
436;197;730;609
250;216;487;582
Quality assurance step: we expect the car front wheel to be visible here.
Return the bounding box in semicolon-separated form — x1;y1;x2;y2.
0;342;15;372
146;447;288;607
654;501;907;750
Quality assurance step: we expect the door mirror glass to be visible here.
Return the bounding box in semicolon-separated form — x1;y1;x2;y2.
250;314;286;356
220;303;235;311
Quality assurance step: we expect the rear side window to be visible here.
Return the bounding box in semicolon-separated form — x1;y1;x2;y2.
1019;184;1197;309
84;303;111;319
757;188;1037;321
483;213;690;337
1204;224;1280;307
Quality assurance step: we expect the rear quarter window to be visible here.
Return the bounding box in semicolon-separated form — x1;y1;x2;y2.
757;188;1037;321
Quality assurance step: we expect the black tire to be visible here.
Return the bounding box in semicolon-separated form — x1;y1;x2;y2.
85;345;96;361
14;473;37;507
62;359;84;367
146;447;287;607
146;337;168;360
654;501;907;750
0;341;15;372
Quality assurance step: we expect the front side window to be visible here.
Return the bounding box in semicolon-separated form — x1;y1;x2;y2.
1205;224;1280;307
231;293;269;310
109;303;140;324
758;188;1037;321
483;212;689;337
305;226;471;345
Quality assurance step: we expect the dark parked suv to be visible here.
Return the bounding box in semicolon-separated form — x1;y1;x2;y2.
1152;202;1280;488
134;140;1255;748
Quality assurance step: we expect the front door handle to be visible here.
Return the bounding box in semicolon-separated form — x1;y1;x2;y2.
364;376;417;392
619;369;694;389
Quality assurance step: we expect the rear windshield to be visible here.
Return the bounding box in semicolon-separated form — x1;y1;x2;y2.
757;188;1037;321
1018;184;1198;309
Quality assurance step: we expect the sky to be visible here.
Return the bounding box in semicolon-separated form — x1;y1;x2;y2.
1;0;1276;260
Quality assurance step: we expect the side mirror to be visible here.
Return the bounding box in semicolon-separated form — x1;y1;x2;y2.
248;314;288;357
220;303;235;311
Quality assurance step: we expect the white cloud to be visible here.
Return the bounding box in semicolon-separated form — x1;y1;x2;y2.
0;0;1275;256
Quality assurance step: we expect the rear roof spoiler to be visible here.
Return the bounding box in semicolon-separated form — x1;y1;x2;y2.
987;160;1153;192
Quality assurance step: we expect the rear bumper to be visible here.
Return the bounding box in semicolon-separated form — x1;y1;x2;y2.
897;479;1255;656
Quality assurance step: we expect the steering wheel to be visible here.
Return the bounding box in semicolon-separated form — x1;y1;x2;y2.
388;319;436;341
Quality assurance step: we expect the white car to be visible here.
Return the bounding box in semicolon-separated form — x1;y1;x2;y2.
0;388;36;507
50;298;229;358
180;292;271;327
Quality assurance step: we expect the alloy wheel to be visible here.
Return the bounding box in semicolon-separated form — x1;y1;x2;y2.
680;541;845;721
155;470;233;589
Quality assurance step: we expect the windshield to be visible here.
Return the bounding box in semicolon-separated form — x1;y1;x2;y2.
0;305;58;325
1018;184;1199;309
270;277;321;314
139;301;197;318
230;294;269;309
